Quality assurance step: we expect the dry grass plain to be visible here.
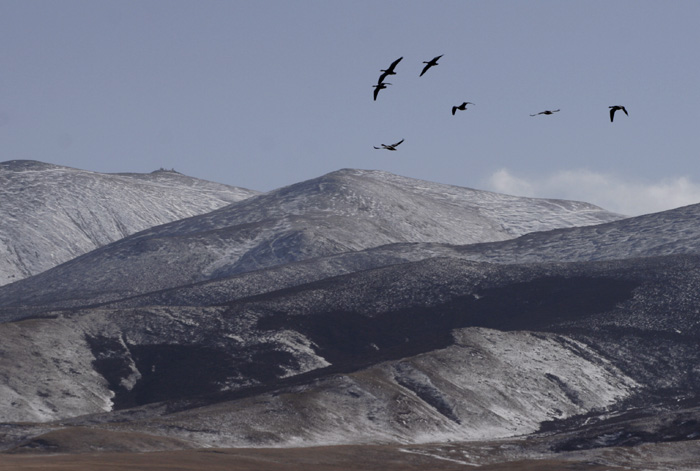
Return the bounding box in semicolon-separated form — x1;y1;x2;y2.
0;445;625;471
4;427;698;470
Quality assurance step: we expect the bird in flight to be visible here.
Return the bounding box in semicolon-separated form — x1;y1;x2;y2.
378;56;403;84
420;54;443;77
452;102;475;115
609;105;628;122
530;109;560;116
372;82;392;101
374;139;404;151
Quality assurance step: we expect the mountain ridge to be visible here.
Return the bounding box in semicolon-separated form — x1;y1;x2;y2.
0;167;624;310
0;160;259;285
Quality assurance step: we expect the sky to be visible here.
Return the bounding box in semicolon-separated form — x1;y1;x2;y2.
2;1;700;216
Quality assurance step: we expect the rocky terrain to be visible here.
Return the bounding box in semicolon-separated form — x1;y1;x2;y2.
1;164;699;470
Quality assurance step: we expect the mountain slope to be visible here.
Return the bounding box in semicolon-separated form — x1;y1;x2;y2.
0;168;698;464
86;199;700;312
453;201;700;263
0;168;623;308
0;254;698;447
0;160;259;286
4;197;700;313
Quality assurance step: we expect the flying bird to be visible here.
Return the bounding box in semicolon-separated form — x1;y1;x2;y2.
420;54;443;77
378;56;403;84
372;82;391;101
452;102;475;115
374;138;404;151
530;109;560;116
609;105;628;122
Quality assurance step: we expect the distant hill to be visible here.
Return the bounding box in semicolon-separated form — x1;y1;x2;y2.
0;168;623;308
0;160;259;285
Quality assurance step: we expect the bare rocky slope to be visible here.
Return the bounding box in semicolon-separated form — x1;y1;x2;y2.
0;160;259;286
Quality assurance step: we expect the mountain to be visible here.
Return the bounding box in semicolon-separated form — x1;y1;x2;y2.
22;198;699;314
1;166;699;470
0;254;698;449
0;160;259;286
0;168;623;309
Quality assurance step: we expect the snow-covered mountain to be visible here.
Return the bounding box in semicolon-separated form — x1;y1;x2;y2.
0;254;698;450
0;168;623;308
0;160;259;286
1;165;699;470
19;198;700;313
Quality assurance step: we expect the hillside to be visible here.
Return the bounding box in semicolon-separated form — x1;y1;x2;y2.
0;160;259;285
0;168;623;309
1;166;698;470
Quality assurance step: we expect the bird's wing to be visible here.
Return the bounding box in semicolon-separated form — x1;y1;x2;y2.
622;107;628;116
388;56;403;71
434;54;444;61
373;86;380;101
419;64;430;76
609;108;615;122
373;146;382;149
378;71;389;84
452;106;457;115
392;139;404;147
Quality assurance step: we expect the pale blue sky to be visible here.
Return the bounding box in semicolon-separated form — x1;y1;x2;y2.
2;1;700;215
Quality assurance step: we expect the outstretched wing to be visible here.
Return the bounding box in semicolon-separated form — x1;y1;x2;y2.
452;106;457;115
388;56;403;72
419;63;431;77
373;85;380;101
391;139;404;147
609;107;616;122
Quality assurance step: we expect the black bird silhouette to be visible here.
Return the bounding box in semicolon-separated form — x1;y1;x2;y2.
420;54;443;77
609;105;628;122
372;82;392;101
530;109;560;116
374;138;404;151
378;56;403;84
452;102;475;115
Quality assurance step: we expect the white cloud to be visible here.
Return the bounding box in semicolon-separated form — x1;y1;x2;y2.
484;168;700;216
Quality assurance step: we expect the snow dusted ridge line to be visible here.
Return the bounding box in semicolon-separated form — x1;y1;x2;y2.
0;167;623;309
0;160;259;286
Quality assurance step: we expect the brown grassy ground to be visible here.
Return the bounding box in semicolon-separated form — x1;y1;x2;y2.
0;445;627;471
9;426;697;470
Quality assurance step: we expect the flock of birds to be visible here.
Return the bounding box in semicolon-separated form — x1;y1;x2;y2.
372;55;629;151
